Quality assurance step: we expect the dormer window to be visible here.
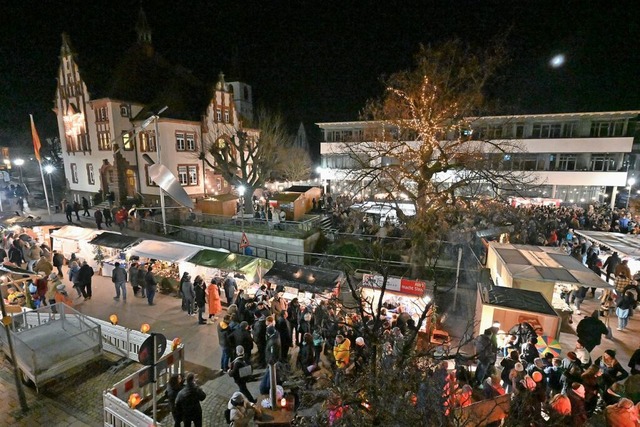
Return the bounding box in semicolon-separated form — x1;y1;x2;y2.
120;104;130;118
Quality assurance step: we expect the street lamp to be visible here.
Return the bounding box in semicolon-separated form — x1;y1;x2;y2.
627;177;636;209
13;158;24;185
238;185;245;233
44;165;56;207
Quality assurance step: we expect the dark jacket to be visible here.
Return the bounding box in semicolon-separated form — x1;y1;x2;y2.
52;252;65;267
112;266;127;283
78;264;94;285
266;330;281;365
144;270;157;289
182;279;195;302
576;315;608;351
276;315;292;349
8;245;23;265
252;318;266;346
218;322;231;348
229;356;249;384
232;327;254;355
595;356;629;388
194;282;206;306
174;381;206;418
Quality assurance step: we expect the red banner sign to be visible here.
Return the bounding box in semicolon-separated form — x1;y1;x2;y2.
362;274;426;296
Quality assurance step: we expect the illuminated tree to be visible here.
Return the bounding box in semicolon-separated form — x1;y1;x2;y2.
280;146;312;181
200;108;293;212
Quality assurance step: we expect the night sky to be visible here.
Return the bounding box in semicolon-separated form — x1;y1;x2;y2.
1;0;639;156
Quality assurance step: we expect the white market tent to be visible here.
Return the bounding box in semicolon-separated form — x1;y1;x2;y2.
127;240;204;263
50;225;103;259
574;230;640;259
486;242;613;304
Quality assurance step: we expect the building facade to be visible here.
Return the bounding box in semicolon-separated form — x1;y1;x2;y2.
318;111;640;207
53;11;253;207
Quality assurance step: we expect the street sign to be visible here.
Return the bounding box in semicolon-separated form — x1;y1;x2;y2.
240;232;250;249
138;333;167;366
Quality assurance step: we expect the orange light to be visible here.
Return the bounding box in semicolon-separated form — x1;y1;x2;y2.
171;337;181;351
280;397;287;409
141;323;150;333
128;393;142;408
109;314;118;325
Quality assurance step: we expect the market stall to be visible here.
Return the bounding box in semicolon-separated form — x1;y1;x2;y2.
485;242;613;305
261;261;344;303
127;240;204;293
50;226;102;261
185;249;273;283
476;281;561;340
574;229;640;273
87;232;142;276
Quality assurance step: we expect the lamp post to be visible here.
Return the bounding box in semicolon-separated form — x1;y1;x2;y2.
44;165;56;207
627;177;636;210
13;158;24;185
238;185;245;234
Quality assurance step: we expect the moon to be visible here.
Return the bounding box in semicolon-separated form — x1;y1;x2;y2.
550;54;566;68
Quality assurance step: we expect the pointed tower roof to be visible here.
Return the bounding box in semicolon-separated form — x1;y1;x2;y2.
295;122;310;151
60;32;74;57
215;72;227;91
135;7;152;44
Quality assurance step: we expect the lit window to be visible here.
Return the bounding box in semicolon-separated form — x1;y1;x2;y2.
224;110;230;123
178;166;188;185
122;131;133;150
186;133;196;151
140;131;156;152
86;164;95;184
176;132;185;151
216;109;222;121
70;163;78;183
188;165;198;185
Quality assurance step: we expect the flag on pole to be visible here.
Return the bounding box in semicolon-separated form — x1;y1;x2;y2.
30;114;42;163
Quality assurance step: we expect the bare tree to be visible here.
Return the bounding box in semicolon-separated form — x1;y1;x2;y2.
280;146;312;182
200;108;293;212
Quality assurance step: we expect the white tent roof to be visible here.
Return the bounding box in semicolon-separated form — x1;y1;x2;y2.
128;240;204;263
51;225;102;242
575;230;640;259
491;242;613;289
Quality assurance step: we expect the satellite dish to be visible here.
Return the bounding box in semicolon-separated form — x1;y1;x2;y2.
147;163;195;209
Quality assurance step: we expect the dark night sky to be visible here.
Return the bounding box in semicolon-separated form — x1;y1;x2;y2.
1;0;639;156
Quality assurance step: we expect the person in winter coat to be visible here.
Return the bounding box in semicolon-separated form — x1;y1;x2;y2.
111;261;127;301
81;197;90;216
68;261;82;298
165;373;184;427
567;383;588;427
102;207;113;227
605;398;639;427
287;298;301;346
265;325;281;366
596;349;629;404
65;202;73;223
218;315;232;372
52;250;65;276
252;314;267;368
94;209;103;229
194;276;207;325
227;391;260;427
174;373;206;427
603;252;621;282
521;336;539;366
223;274;237;305
144;265;157;305
27;244;42;272
206;278;222;323
616;291;636;331
576;311;608;352
78;260;94;300
46;273;60;311
232;321;254;364
128;262;140;296
34;255;53;276
271;292;288;316
275;310;292;362
229;346;255;403
181;274;195;316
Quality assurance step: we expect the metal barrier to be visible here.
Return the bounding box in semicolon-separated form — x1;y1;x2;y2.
103;345;184;427
90;317;174;361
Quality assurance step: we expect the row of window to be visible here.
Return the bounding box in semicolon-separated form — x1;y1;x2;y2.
69;163;200;187
322;119;631;142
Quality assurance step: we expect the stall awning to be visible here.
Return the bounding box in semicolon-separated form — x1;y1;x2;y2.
575;230;640;259
88;232;141;250
51;225;101;242
128;240;203;263
188;249;231;268
480;284;558;316
263;261;344;294
187;250;274;279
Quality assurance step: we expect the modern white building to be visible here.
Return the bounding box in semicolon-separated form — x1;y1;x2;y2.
53;9;254;207
318;111;640;207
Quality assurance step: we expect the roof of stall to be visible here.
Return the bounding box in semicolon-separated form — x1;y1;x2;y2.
480;283;558;316
50;225;101;241
88;232;141;250
187;249;273;276
574;230;640;259
490;242;612;289
128;240;203;263
263;261;344;293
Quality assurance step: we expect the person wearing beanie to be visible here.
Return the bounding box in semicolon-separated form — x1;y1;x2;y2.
229;345;255;403
227;391;260;426
595;349;629;404
567;382;588;426
549;393;572;417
